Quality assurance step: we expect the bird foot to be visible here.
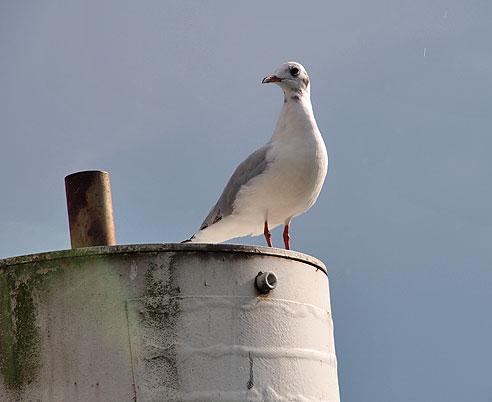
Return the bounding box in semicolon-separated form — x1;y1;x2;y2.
283;225;290;250
264;221;272;247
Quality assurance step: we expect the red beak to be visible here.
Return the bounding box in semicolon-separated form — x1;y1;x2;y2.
262;75;282;84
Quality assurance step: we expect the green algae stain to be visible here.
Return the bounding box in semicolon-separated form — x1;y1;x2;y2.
143;261;181;323
138;260;182;392
0;269;41;392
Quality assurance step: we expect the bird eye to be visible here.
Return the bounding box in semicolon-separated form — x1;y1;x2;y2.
290;67;300;76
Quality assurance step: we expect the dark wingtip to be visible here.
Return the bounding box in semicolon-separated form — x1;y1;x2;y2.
181;234;195;243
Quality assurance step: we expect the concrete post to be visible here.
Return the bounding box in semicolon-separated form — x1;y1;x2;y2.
0;244;340;402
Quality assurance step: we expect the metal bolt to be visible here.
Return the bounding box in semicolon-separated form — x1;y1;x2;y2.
255;271;278;294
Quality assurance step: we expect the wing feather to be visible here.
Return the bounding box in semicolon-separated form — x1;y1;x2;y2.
199;144;272;230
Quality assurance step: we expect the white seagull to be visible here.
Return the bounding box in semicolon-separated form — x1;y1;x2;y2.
184;62;328;250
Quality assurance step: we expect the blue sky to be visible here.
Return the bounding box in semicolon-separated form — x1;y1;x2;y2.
1;1;491;401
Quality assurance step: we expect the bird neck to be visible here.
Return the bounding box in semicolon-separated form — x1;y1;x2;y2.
282;85;311;104
270;89;318;142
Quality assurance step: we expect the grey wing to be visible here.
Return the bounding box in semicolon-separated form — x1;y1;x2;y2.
199;144;273;230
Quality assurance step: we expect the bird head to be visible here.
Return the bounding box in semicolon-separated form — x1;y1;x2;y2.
262;62;310;96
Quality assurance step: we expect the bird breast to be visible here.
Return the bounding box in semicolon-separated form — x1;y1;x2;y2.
234;131;327;225
271;135;327;208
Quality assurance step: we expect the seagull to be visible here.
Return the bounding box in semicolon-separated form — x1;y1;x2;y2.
184;62;328;250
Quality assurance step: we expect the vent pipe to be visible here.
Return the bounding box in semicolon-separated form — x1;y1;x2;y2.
64;170;116;248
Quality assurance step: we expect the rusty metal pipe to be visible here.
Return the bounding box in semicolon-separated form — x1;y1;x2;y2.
65;170;116;248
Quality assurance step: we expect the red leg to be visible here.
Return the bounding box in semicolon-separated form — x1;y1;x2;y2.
283;224;290;250
264;221;272;247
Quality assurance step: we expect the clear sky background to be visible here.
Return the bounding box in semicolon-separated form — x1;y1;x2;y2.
1;1;491;401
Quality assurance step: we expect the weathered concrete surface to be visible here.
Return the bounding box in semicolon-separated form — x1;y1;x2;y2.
0;244;339;402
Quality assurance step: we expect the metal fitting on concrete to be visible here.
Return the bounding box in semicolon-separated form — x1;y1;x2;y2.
255;271;278;294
